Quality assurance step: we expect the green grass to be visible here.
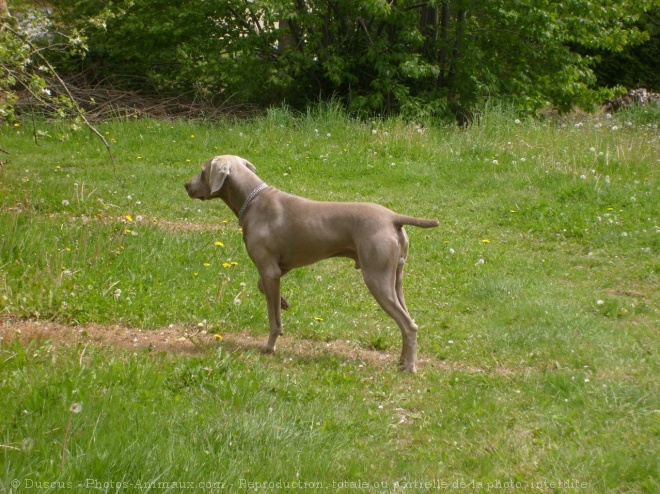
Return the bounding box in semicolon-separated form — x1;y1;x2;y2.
1;105;659;492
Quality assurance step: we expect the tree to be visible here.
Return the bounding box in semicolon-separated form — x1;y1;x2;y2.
0;2;118;175
266;0;655;118
589;6;660;91
6;0;659;122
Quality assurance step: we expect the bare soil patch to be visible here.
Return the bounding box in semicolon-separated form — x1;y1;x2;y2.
0;315;489;374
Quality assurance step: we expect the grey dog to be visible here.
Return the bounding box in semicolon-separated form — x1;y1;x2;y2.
185;155;439;372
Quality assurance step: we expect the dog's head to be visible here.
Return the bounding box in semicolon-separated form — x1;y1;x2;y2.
184;155;257;200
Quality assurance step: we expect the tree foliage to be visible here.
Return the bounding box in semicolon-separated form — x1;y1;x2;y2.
589;8;660;91
3;0;659;122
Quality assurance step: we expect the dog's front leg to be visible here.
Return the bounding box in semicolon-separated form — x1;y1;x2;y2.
258;278;290;310
258;271;284;353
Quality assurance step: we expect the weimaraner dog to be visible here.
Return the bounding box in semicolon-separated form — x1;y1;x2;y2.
184;155;439;372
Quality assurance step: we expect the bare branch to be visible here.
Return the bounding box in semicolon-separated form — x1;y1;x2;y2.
3;23;124;187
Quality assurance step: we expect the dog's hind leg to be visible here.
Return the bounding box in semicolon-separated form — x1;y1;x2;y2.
394;228;410;314
360;241;418;372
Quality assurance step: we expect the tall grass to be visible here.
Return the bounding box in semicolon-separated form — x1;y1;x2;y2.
1;105;658;492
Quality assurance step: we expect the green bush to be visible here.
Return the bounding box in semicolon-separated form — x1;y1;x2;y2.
4;0;659;121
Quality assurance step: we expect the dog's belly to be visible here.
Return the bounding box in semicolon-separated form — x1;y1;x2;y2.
278;241;359;271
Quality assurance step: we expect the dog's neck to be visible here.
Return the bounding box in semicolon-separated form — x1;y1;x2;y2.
238;182;269;222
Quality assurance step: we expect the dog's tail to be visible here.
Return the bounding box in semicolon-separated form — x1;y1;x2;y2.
394;215;440;229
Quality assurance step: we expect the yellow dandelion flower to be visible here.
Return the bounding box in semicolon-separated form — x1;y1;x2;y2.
482;239;490;244
314;317;323;322
214;241;224;247
222;262;231;268
125;215;133;222
203;262;211;267
193;272;199;276
230;261;238;266
214;334;223;341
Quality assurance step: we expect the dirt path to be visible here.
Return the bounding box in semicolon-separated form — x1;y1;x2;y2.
0;315;492;374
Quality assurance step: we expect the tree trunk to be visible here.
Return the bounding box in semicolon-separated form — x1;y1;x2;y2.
438;1;450;87
0;0;9;16
447;9;472;125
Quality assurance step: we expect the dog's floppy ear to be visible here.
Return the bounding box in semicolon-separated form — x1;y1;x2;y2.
208;157;232;196
242;159;257;173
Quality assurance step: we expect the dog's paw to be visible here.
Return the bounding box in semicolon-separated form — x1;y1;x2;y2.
260;344;276;354
399;355;418;373
280;296;290;310
399;363;418;373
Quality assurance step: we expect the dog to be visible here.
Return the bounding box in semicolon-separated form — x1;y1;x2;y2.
184;155;439;372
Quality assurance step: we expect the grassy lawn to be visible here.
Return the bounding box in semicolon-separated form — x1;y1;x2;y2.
1;105;658;492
